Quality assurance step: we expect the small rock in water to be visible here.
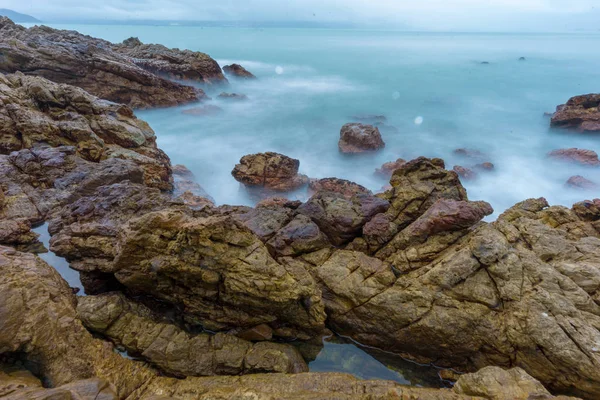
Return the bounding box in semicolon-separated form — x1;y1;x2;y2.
375;158;407;178
474;162;495;171
548;148;600;166
566;175;598;190
519;57;526;61
480;61;490;65
223;63;256;79
453;165;478;181
218;92;249;101
338;123;385;154
453;148;488;161
182;105;223;117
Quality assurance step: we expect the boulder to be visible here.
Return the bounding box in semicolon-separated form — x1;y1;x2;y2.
308;177;372;199
223;64;256;79
231;152;309;196
375;158;406;177
338;123;385;154
551;94;600;133
0;18;204;108
77;293;308;376
115;37;226;84
566;176;598;190
548;148;600;166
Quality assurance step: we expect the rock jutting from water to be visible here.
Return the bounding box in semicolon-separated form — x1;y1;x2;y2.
0;17;227;108
223;63;257;79
566;175;598;190
375;158;407;178
551;94;600;133
548;148;600;166
338;123;386;154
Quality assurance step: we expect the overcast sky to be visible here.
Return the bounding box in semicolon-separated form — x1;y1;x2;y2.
4;0;600;31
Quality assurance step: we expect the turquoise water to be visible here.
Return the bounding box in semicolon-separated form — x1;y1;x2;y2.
36;24;600;214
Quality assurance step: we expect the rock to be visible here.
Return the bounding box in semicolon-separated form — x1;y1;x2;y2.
0;246;485;400
474;162;495;171
77;293;308;376
115;37;226;84
218;92;248;101
231;152;309;196
308;178;372;199
0;18;204;108
266;214;331;257
453;148;487;161
339;123;385;154
566;176;598;190
453;366;564;400
375;158;406;177
548;148;600;166
551;94;600;133
519;57;526;61
236;324;274;342
298;192;390;246
481;61;490;65
181;105;224;116
453;165;478;180
223;63;256;79
256;197;303;209
572;199;600;222
0;72;173;190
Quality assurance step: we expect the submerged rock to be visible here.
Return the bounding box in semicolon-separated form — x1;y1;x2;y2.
551;94;600;133
338;123;385;154
548;148;600;166
218;92;249;100
453;165;478;180
0;18;206;108
566;175;598;190
231;152;309;197
182;104;224;116
223;63;257;79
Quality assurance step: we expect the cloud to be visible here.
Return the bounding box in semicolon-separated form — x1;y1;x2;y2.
4;0;599;30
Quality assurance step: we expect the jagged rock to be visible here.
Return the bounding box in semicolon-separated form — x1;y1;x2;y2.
566;176;598;190
1;245;488;400
218;92;248;101
0;18;204;108
231;152;309;197
308;178;371;199
551;94;600;133
548;148;600;166
115;37;226;84
453;366;577;400
77;293;308;376
572;199;600;222
453;165;478;180
298;192;389;246
223;64;256;79
375;158;406;177
266;214;331;257
0;72;173;190
338;123;385;154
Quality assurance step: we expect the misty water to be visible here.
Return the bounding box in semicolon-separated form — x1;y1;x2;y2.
37;24;600;215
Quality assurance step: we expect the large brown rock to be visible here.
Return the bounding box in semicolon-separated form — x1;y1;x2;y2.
231;152;309;196
338;123;385;154
77;293;308;376
548;148;600;166
115;37;227;84
0;72;173;190
0;18;204;108
551;94;600;133
308;177;372;199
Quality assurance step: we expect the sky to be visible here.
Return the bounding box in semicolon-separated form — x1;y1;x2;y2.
3;0;599;31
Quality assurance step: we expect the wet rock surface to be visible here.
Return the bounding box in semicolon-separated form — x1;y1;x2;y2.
338;123;385;154
551;94;600;133
223;63;257;79
0;18;206;108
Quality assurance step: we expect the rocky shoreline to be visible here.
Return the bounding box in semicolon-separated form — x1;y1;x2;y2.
0;17;599;400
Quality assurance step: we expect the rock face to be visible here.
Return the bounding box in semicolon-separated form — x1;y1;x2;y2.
231;152;309;197
77;293;308;376
551;94;600;133
223;63;256;79
0;72;173;190
338;123;385;154
548;148;600;166
115;37;226;84
566;176;598;190
0;18;206;108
